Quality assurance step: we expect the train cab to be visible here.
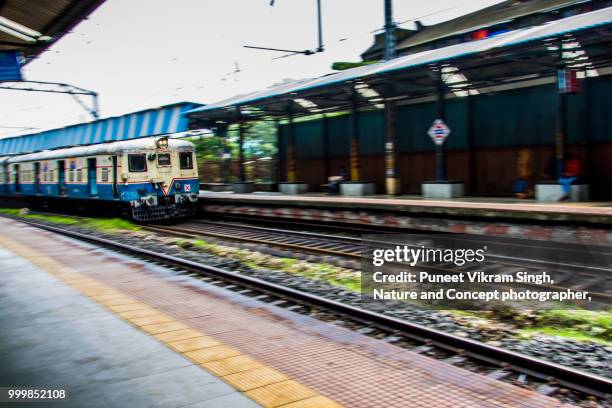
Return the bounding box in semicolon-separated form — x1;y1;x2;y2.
117;137;199;220
1;136;199;222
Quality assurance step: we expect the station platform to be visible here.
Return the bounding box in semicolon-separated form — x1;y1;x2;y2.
199;192;612;245
199;192;612;223
0;218;571;408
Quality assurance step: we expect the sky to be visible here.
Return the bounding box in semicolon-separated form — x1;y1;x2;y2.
0;0;505;138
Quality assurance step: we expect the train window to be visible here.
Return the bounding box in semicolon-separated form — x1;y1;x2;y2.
128;154;147;172
101;168;109;182
179;152;193;169
157;153;171;166
77;169;83;182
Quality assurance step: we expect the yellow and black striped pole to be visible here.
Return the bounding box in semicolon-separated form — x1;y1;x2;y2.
384;100;400;195
350;94;360;181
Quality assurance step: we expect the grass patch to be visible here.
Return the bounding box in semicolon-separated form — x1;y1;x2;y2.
0;208;139;232
81;218;140;232
176;237;361;292
518;327;612;346
536;309;611;330
532;309;611;341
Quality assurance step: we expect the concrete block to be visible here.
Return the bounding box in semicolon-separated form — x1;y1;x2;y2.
422;182;464;199
279;183;308;195
232;182;255;194
535;183;589;202
340;182;376;196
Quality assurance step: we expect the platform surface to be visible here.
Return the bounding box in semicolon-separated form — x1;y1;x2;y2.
0;218;571;407
200;191;612;224
0;237;261;407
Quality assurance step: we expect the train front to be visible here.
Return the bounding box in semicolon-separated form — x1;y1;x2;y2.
120;137;199;221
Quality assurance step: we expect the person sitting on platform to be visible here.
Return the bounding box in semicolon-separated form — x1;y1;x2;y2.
559;153;581;201
513;148;534;199
328;166;349;195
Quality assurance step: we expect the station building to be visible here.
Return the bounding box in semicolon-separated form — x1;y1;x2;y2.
187;6;612;200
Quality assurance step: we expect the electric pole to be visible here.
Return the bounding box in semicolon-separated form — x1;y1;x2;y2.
384;0;396;60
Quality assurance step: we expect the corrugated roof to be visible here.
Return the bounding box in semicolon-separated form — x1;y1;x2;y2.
187;6;612;117
0;102;202;155
396;0;588;51
7;137;193;163
0;0;105;61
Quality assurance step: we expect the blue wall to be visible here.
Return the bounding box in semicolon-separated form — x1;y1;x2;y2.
279;75;612;157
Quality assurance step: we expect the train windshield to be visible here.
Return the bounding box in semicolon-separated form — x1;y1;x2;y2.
128;154;147;172
157;153;171;166
179;152;193;169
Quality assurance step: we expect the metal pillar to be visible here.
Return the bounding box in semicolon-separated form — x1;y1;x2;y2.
322;115;330;181
238;122;246;182
582;73;592;184
384;100;400;195
274;119;282;184
466;95;476;194
555;39;566;179
555;89;567;178
435;69;447;181
350;94;360;181
384;0;395;60
287;105;297;182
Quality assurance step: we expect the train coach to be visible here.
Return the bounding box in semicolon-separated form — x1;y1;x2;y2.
0;136;199;221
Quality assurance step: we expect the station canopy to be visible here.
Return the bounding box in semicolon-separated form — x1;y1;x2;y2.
0;0;105;61
187;6;612;128
0;102;202;155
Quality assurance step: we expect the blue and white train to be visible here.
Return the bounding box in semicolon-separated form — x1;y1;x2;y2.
0;136;199;221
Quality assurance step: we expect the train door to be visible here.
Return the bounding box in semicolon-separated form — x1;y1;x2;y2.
58;160;66;195
33;162;41;193
111;156;118;198
87;158;98;196
1;163;6;194
13;164;20;193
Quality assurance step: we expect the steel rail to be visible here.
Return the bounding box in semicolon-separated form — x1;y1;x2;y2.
201;216;612;274
16;218;612;399
143;224;362;258
144;221;612;302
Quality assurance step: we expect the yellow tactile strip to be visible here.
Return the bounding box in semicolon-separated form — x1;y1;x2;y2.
0;235;343;408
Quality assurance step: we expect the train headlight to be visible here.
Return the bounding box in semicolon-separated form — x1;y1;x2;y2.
141;195;157;207
156;137;169;149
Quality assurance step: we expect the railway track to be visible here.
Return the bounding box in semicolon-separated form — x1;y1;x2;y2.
11;217;611;405
144;219;612;303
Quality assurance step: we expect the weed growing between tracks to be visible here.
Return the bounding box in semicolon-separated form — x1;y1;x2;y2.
187;238;362;292
516;309;612;345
